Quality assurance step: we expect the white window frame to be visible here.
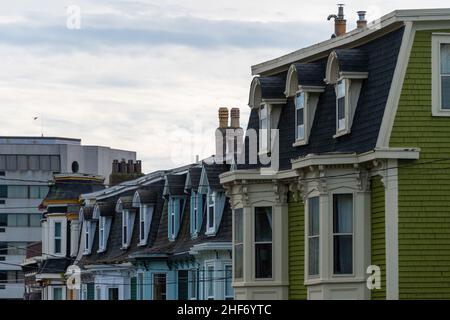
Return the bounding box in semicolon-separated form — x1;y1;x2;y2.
99;216;105;251
206;263;215;300
192;192;198;234
332;193;354;276
259;103;270;153
139;205;146;243
122;210;129;247
295;91;306;142
188;269;198;300
54;221;62;255
254;206;273;280
169;198;176;240
52;286;64;300
336;79;347;133
306;196;320;278
206;191;215;234
432;33;450;116
84;221;90;254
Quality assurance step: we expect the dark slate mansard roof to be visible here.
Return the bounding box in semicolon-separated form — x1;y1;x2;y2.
241;26;404;171
291;62;326;86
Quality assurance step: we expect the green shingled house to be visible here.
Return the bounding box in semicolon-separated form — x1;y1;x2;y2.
220;8;450;299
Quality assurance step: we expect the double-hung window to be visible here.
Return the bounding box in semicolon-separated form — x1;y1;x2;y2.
440;43;450;109
333;194;353;275
308;197;320;276
432;34;450;115
206;265;214;300
254;207;272;279
139;205;146;243
295;92;306;141
122;210;129;247
234;209;243;279
190;192;202;237
224;265;233;300
207;191;215;232
84;221;90;253
189;269;198;300
336;80;346;132
99;216;105;251
54;222;62;254
168;198;181;240
259;104;269;153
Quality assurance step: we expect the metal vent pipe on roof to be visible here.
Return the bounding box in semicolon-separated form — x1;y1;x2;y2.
327;4;347;38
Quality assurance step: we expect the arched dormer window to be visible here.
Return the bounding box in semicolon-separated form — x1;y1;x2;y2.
94;201;114;253
248;76;286;154
325;49;368;137
285;63;325;146
116;196;136;249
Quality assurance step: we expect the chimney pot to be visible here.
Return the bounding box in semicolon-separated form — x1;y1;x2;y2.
128;160;135;174
218;107;229;128
357;11;367;29
328;4;347;37
230;108;240;128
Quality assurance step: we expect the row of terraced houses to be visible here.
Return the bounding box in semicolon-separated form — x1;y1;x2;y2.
20;8;450;299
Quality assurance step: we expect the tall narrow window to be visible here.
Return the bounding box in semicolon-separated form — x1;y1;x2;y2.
254;207;272;279
153;273;167;300
234;209;243;279
224;265;233;300
108;288;119;300
308;197;320;276
295;92;305;140
137;273;144;300
53;287;63;300
189;269;198;300
169;199;175;239
54;222;62;254
192;192;198;232
207;265;214;300
259;104;269;152
122;210;128;246
140;205;146;242
207;191;215;231
84;221;90;252
440;43;450;109
336;80;346;132
177;270;188;300
333;194;353;275
99;217;105;250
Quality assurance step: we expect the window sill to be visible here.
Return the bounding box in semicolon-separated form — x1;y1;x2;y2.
82;250;91;256
120;245;129;250
432;108;450;117
292;139;308;147
304;276;364;286
97;249;106;254
205;229;216;237
138;241;148;247
333;130;350;139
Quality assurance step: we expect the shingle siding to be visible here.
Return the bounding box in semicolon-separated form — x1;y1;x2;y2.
288;193;307;299
390;29;450;299
370;175;386;300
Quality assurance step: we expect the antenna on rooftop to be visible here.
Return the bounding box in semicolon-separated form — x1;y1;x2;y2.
33;114;44;137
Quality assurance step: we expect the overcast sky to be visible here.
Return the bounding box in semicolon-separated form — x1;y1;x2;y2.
0;1;447;172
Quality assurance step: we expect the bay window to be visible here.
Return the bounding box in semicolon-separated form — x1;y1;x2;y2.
307;197;320;276
333;194;353;275
295;92;306;141
233;208;243;279
254;207;272;279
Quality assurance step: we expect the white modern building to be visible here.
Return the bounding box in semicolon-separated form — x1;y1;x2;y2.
0;136;136;299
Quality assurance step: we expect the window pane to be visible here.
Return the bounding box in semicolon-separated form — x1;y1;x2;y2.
55;222;61;237
17;155;28;170
333;194;353;234
308;237;320;276
108;288;119;300
295;92;305;109
255;207;272;242
55;239;61;253
0;185;6;198
29;214;41;227
441;76;450;109
308;197;320;236
177;270;189;300
297;124;305;140
441;43;450;74
208;206;214;229
207;266;214;298
17;214;28;227
334;235;353;274
0;214;6;227
255;243;272;278
225;265;233;297
53;288;63;300
234;244;243;279
234;209;243;243
190;270;197;299
337;80;345;98
8;186;28;198
7;214;17;227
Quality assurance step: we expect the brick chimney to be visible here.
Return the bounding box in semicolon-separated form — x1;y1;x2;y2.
109;159;144;186
357;11;367;29
230;108;240;128
328;4;346;38
219;107;229;128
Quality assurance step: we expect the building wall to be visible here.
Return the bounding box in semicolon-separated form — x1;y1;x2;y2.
390;29;450;299
370;176;386;300
287;193;307;300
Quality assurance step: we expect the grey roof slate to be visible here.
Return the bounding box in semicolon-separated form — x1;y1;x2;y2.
291;62;326;86
258;76;286;100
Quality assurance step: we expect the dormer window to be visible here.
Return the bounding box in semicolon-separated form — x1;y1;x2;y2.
132;190;156;246
259;104;269;153
325;49;368;137
122;210;129;247
295;92;305;140
336;80;347;132
99;216;105;250
168;197;182;241
190;191;203;238
84;221;90;254
286;63;326;146
139;206;145;242
207;191;215;232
